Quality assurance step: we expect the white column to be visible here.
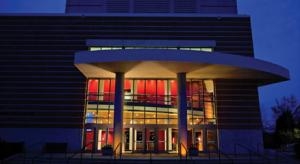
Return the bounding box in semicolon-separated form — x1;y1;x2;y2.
113;72;124;155
98;129;102;150
129;128;133;150
177;73;188;156
168;128;172;151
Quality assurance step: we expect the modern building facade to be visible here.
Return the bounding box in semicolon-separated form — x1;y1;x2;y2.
0;0;289;156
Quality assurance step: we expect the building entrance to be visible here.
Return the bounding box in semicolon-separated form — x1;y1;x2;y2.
124;127;178;153
83;78;218;154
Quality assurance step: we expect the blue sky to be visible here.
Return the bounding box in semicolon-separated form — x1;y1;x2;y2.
0;0;299;125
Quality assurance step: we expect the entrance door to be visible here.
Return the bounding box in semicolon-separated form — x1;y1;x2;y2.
135;129;144;152
124;128;133;151
145;129;155;152
195;130;204;151
97;128;113;151
188;129;204;152
131;127;168;153
84;128;94;152
157;129;166;152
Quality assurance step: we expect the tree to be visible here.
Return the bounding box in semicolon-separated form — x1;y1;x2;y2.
272;95;299;148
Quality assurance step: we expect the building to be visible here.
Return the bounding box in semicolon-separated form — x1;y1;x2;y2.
0;0;289;156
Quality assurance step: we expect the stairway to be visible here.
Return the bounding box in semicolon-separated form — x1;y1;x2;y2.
1;152;299;164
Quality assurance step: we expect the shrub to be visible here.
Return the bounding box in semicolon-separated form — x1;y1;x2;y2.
294;143;300;159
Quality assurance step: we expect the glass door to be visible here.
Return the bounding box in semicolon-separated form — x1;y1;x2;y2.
84;128;94;152
97;128;113;151
134;128;144;152
146;128;155;152
195;130;204;151
124;128;134;152
157;129;166;152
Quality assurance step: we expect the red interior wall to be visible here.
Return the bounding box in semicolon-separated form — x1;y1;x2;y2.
157;80;165;104
124;80;131;90
103;80;115;101
146;80;156;103
192;81;200;108
158;130;165;151
88;79;98;101
85;130;94;151
101;131;106;143
137;80;145;102
171;80;177;106
108;130;113;145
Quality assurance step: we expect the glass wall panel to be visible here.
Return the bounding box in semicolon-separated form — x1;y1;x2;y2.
207;130;218;151
186;80;216;126
84;78;216;152
121;79;179;126
85;78;215;126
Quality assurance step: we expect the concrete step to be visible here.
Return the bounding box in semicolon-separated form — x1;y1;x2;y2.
2;153;299;164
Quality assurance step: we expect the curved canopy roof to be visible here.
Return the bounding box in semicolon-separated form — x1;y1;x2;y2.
74;49;289;86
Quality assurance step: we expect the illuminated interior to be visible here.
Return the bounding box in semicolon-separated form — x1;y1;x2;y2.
84;78;218;153
89;47;213;52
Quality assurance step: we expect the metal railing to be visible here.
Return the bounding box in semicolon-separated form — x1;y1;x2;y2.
23;141;47;164
273;148;294;164
234;143;270;164
113;142;122;160
207;148;233;163
234;143;253;163
147;142;153;164
178;142;188;161
67;141;94;164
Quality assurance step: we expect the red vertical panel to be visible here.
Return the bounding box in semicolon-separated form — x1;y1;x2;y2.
101;131;106;144
103;80;110;101
108;129;114;145
158;130;165;151
103;79;115;102
157;80;165;105
192;81;200;108
146;80;156;103
170;80;177;106
85;129;94;151
186;81;191;97
110;79;115;102
170;80;177;95
124;80;131;91
88;79;98;101
137;80;145;102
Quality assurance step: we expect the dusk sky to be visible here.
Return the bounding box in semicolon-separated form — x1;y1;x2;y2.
0;0;299;125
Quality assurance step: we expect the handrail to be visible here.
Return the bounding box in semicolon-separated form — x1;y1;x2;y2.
178;142;188;160
24;141;43;163
1;141;27;163
274;149;294;164
113;142;122;160
147;141;153;163
67;141;93;164
234;143;253;163
215;148;234;164
234;143;270;164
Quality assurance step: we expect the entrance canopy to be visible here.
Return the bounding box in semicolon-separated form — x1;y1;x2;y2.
74;49;289;86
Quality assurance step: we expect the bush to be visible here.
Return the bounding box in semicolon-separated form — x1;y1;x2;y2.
294;143;300;159
0;141;24;160
101;144;113;156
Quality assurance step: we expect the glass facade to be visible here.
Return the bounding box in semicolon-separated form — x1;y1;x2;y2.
84;78;217;153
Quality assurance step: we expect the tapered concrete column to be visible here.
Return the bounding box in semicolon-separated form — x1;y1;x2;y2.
113;72;124;155
177;73;188;157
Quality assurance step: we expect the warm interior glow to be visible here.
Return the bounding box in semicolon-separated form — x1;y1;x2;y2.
89;46;213;52
85;79;216;125
84;78;217;153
